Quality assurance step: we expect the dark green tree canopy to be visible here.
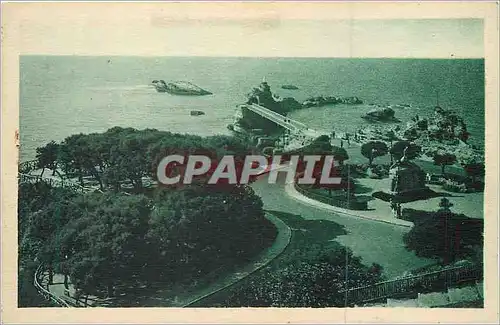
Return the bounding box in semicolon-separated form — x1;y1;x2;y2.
433;152;457;174
390;141;421;161
331;146;349;164
360;141;388;165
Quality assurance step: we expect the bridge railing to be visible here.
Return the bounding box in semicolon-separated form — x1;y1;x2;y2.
340;264;483;306
33;264;71;307
251;104;308;130
246;104;308;131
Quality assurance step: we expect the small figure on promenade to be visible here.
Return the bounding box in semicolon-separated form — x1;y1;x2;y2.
340;139;344;148
390;198;397;217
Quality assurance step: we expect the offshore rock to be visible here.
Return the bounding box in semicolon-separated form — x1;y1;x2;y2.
152;80;212;96
362;107;400;122
302;96;363;108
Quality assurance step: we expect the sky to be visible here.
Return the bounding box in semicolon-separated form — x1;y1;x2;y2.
4;3;487;58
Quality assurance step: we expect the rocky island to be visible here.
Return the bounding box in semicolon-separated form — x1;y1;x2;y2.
152;80;212;96
302;96;363;108
362;106;400;123
281;84;299;90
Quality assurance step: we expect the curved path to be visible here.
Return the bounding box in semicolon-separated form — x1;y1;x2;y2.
286;182;413;228
251;173;435;278
181;213;291;307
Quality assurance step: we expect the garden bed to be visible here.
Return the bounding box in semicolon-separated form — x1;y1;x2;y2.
295;183;369;210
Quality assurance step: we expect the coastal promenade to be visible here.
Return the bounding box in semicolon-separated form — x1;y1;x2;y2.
19;145;482;306
284;180;413;228
328;136;484;220
251;173;435;278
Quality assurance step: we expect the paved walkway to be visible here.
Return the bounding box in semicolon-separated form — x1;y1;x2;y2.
356;177;484;220
41;212;292;307
182;213;291;307
252;173;435;278
284;181;413;228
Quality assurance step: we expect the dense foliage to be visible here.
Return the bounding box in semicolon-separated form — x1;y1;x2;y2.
35;127;253;191
222;241;383;307
360;141;388;165
389;141;422;161
403;201;483;265
19;181;276;300
19;129;277;303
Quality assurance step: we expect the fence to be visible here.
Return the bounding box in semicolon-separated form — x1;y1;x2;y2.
33;264;71;307
18;173;101;194
340;264;483;306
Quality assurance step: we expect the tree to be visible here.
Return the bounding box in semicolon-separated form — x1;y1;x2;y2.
331;146;349;166
146;185;275;282
54;193;153;297
403;205;483;264
35;141;60;177
463;163;485;183
390;141;421;162
302;135;333;155
58;134;90;186
361;141;388;166
433;152;457;175
385;131;399;164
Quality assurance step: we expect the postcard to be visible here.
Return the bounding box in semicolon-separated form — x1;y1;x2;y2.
1;1;498;324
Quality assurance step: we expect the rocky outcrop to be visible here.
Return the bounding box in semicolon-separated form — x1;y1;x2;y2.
280;97;303;112
152;80;212;96
399;107;471;144
362;107;399;122
238;82;286;134
232;81;364;136
302;96;363;108
190;110;205;116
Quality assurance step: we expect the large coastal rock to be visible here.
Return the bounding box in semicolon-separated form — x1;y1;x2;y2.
237;82;287;133
400;106;471;144
362;107;399;122
152;80;212;96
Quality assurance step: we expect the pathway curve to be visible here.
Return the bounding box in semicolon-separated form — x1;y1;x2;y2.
251;173;435;278
181;213;291;307
284;181;413;227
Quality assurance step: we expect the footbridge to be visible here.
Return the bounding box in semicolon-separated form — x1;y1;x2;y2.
240;103;330;152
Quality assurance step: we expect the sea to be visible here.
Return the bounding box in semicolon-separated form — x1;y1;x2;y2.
20;56;485;161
